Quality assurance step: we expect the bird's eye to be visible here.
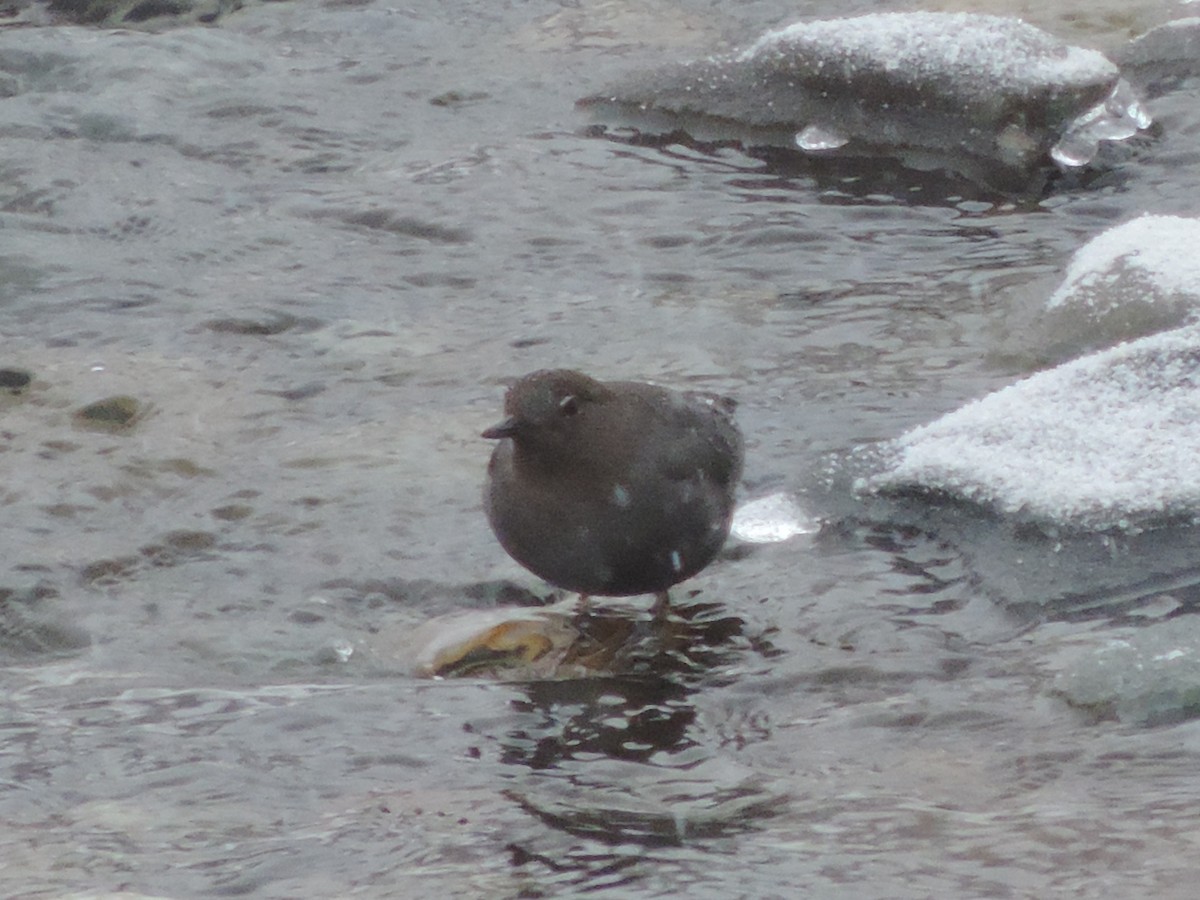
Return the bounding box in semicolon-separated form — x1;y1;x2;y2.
559;395;579;417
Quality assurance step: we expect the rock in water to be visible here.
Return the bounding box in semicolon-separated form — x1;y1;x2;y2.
1116;17;1200;98
863;324;1200;532
580;12;1149;191
1041;214;1200;354
1052;616;1200;726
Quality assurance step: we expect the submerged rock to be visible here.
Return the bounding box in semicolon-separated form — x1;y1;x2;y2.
1052;616;1200;726
1116;17;1200;98
389;595;748;680
405;604;580;678
74;395;145;431
863;324;1200;531
0;368;32;393
580;12;1149;191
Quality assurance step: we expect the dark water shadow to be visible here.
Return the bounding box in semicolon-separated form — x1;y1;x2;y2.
578;123;1110;205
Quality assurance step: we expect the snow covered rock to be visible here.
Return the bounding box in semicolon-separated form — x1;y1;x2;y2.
864;324;1200;531
1041;214;1200;352
580;12;1149;190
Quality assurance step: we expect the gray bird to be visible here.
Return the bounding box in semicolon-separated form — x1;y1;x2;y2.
482;369;743;612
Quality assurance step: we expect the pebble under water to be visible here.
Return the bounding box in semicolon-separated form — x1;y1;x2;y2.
3;0;1200;897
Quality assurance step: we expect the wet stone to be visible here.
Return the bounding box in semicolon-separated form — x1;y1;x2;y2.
0;368;32;392
73;395;144;431
0;600;91;658
289;609;326;625
80;556;140;585
1039;214;1200;357
163;530;218;552
429;90;490;108
211;504;254;521
390;596;751;681
205;311;320;336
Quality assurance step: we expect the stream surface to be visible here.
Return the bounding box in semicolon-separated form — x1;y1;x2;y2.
3;1;1200;896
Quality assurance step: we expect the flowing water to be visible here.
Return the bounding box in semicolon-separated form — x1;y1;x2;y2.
3;0;1200;896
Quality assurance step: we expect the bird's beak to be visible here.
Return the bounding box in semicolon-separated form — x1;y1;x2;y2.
481;417;520;440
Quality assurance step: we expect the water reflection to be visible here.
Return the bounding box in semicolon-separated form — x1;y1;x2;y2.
495;599;752;767
481;598;788;890
587;125;1051;204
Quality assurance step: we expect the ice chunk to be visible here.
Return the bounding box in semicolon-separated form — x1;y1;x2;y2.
865;324;1200;531
579;12;1141;190
1050;79;1152;167
794;123;848;151
1052;617;1200;725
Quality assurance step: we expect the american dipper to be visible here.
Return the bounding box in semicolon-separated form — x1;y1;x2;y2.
482;369;743;610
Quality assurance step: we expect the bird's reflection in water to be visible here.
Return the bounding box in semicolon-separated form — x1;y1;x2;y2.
494;597;748;769
444;597;788;883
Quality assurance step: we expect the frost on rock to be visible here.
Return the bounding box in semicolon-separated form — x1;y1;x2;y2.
865;324;1200;531
1042;215;1200;350
579;12;1148;189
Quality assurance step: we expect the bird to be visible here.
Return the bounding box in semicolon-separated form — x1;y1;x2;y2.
481;369;743;614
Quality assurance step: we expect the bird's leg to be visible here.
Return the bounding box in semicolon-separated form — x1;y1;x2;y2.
650;591;671;620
